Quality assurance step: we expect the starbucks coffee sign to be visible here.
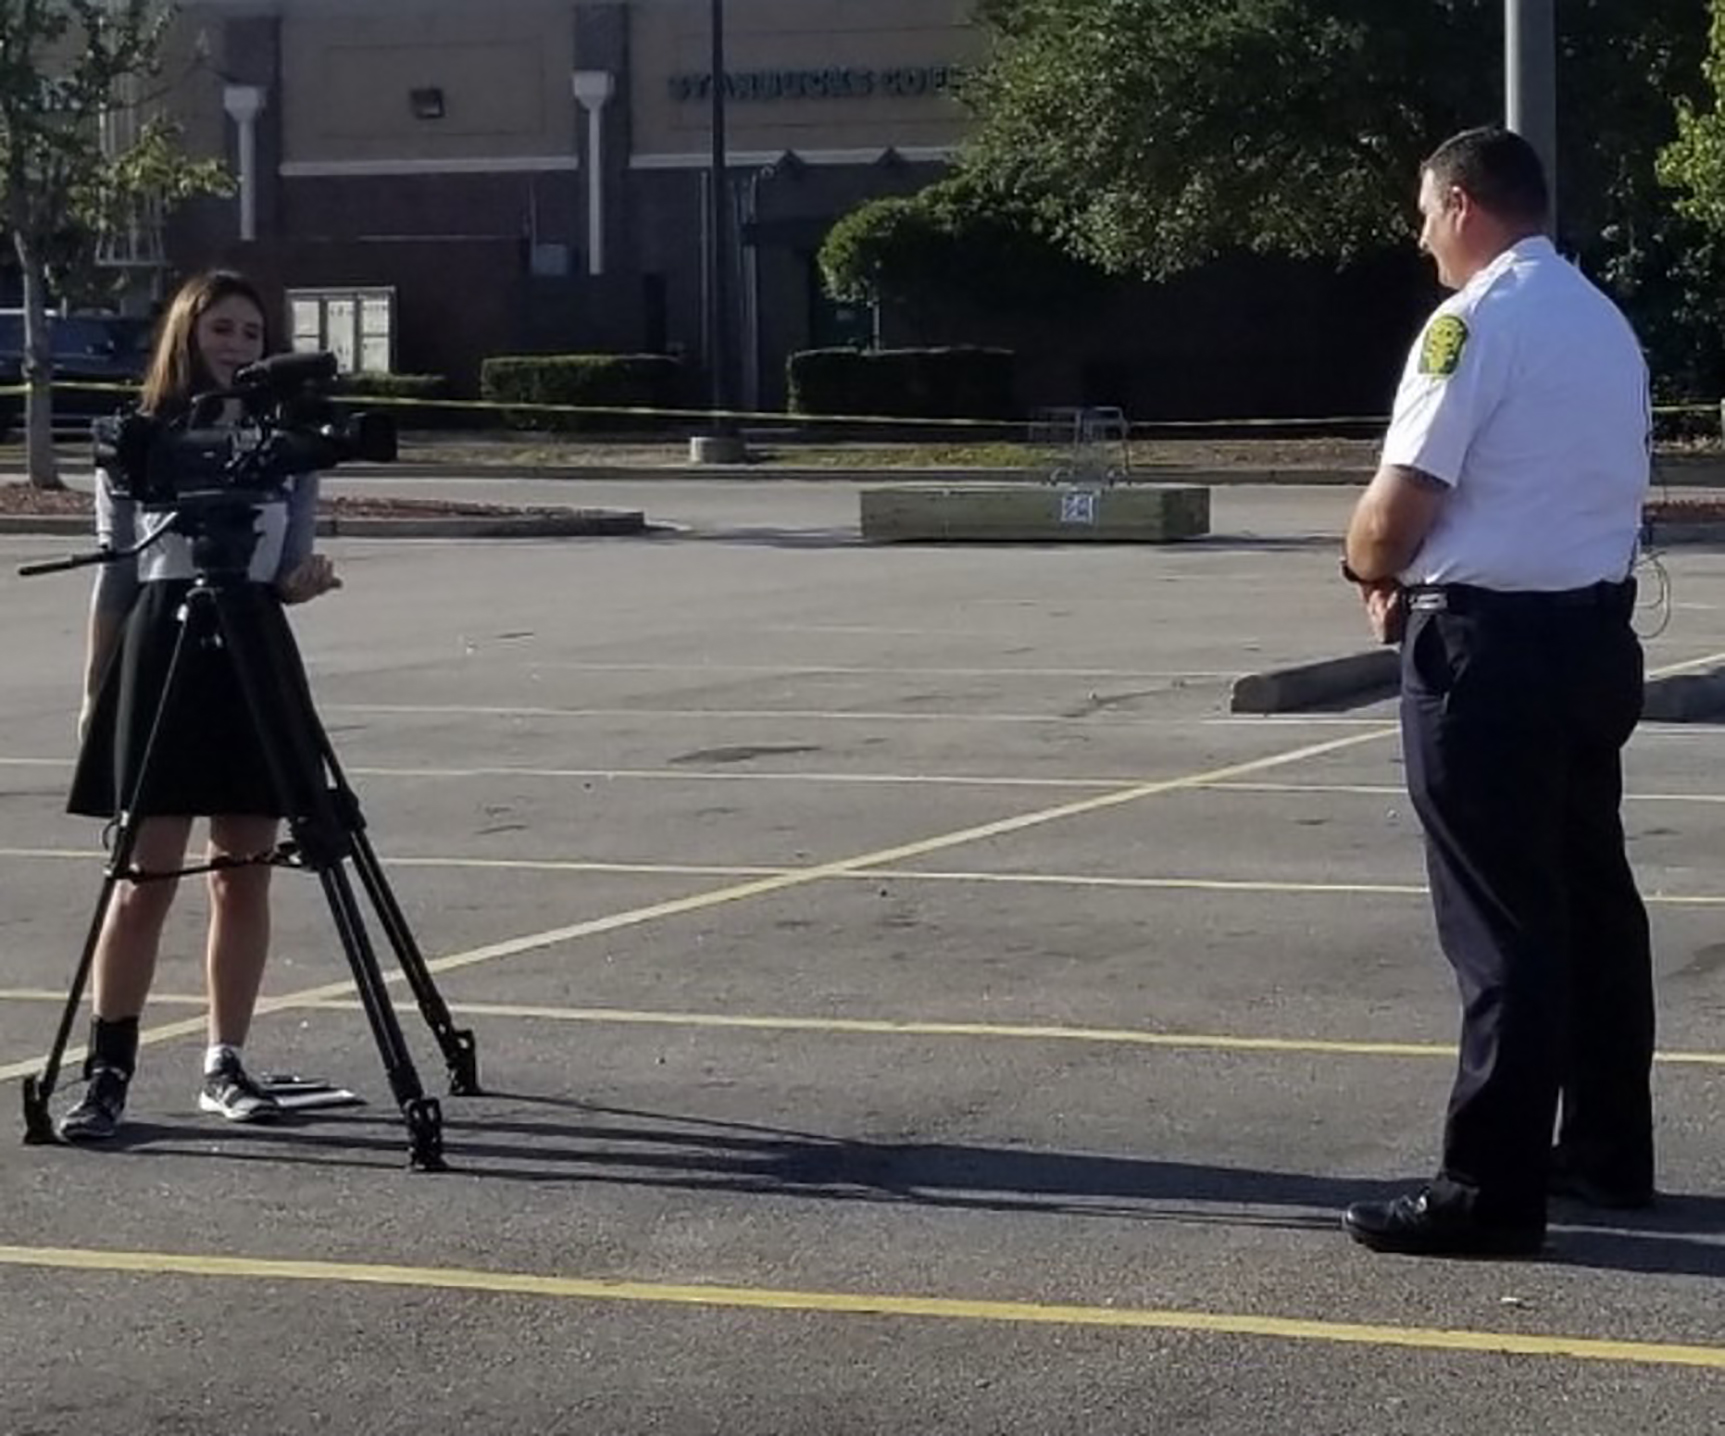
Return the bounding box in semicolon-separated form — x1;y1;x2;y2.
669;65;963;103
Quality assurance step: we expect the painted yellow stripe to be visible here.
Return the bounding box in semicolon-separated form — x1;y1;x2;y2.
11;846;1725;909
280;997;1725;1067
1207;780;1725;805
0;727;1393;1083
0;1244;1720;1369
7;989;1718;1069
9;762;1725;803
0;757;1124;790
322;702;1395;728
0;989;207;1006
1646;648;1725;679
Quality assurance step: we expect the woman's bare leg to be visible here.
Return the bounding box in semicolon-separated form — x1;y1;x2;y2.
204;814;279;1047
90;815;194;1020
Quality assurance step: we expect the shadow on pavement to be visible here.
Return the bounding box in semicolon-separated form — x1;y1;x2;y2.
82;1095;1725;1277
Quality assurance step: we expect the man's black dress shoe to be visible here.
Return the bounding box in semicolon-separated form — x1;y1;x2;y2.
1343;1189;1545;1257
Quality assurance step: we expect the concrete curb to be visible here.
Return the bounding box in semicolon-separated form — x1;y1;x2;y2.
0;508;646;540
330;456;1725;487
319;509;644;538
1644;521;1725;545
1232;649;1725;721
1229;649;1399;713
1643;669;1725;722
350;463;1370;487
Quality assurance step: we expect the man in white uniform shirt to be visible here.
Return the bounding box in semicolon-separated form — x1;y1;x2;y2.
1340;127;1656;1257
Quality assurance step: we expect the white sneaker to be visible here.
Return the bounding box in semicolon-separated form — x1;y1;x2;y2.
198;1055;281;1123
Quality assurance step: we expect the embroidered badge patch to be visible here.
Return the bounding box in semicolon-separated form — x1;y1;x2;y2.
1419;315;1469;377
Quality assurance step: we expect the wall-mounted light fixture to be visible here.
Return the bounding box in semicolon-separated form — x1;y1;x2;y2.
410;87;445;120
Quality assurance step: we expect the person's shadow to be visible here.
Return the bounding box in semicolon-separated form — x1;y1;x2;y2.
102;1093;1724;1278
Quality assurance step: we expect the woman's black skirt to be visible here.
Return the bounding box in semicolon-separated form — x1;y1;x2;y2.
68;579;327;820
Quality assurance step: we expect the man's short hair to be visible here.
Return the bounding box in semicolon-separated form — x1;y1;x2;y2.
1423;126;1549;225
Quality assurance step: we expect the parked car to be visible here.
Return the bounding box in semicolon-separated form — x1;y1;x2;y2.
0;311;154;439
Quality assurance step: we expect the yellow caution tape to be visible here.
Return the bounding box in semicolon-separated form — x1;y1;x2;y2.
0;382;1715;432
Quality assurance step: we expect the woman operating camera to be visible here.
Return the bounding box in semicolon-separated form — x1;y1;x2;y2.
59;269;341;1142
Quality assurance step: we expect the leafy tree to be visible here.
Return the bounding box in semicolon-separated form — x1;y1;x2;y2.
964;0;1492;278
819;175;1099;312
961;0;1721;390
1658;2;1725;232
0;1;230;488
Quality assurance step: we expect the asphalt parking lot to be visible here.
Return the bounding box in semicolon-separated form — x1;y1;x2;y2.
1;479;1722;1434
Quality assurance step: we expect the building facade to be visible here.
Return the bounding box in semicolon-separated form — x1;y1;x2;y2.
156;0;979;407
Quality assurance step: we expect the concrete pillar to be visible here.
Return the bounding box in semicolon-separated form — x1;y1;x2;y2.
222;84;268;242
572;71;616;275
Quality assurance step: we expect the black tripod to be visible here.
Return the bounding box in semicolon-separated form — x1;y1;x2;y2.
19;496;477;1170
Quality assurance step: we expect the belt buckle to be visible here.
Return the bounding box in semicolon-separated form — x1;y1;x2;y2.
1410;590;1447;613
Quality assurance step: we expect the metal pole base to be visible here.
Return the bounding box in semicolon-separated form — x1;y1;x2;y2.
446;1029;480;1097
21;1078;56;1145
405;1096;446;1172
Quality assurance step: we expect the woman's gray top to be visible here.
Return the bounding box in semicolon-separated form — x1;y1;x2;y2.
90;466;320;615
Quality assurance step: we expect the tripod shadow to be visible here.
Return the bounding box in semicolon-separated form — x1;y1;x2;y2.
101;1093;1725;1276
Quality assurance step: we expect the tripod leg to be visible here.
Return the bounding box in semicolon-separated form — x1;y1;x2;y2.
314;863;445;1170
285;656;478;1097
26;603;204;1145
345;820;479;1096
216;588;449;1170
22;865;125;1143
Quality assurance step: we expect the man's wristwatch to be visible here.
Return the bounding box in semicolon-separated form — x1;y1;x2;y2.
1340;558;1366;584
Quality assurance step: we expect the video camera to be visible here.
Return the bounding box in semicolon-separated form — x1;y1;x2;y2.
92;350;397;510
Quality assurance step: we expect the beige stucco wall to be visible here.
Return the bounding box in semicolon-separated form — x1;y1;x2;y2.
156;15;228;164
631;0;979;160
165;0;982;169
278;0;577;164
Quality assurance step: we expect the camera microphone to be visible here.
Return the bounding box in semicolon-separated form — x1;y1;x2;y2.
233;350;339;391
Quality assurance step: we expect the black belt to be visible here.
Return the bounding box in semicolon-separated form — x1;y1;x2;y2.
1407;580;1635;616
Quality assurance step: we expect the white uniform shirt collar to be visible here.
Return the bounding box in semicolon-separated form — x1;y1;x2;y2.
1460;234;1552;300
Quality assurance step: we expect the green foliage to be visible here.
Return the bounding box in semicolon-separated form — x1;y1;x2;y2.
337;372;447;401
819;175;1097;310
0;1;233;482
964;0;1489;279
1659;4;1725;230
335;372;464;428
787;346;1017;420
480;354;685;432
964;0;1701;274
0;2;231;278
963;0;1722;392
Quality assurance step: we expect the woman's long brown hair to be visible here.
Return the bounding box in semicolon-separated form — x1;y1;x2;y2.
138;270;270;415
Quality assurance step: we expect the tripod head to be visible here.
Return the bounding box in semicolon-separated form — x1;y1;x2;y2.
17;350;396;582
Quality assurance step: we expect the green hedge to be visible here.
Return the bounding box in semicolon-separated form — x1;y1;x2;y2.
787;346;1017;420
335;373;469;429
480;354;684;432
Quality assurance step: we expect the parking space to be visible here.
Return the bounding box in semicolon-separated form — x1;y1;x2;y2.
1;481;1722;1434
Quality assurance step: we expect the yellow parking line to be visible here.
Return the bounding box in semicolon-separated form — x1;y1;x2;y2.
0;728;1392;1083
11;848;1725;908
324;702;1402;729
5;989;1718;1068
10;761;1725;804
1646;648;1725;679
0;989;205;1006
1206;781;1725;805
284;998;1725;1067
0;1244;1720;1369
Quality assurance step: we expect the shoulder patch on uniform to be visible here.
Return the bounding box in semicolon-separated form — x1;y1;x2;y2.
1419;315;1469;377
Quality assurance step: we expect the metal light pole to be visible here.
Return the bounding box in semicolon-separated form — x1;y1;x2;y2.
1505;0;1557;231
696;0;745;459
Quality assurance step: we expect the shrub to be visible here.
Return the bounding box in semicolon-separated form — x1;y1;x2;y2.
479;354;684;432
334;373;467;429
787;346;1017;421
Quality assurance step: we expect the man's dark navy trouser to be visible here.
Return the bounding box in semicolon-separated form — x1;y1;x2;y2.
1399;581;1655;1225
